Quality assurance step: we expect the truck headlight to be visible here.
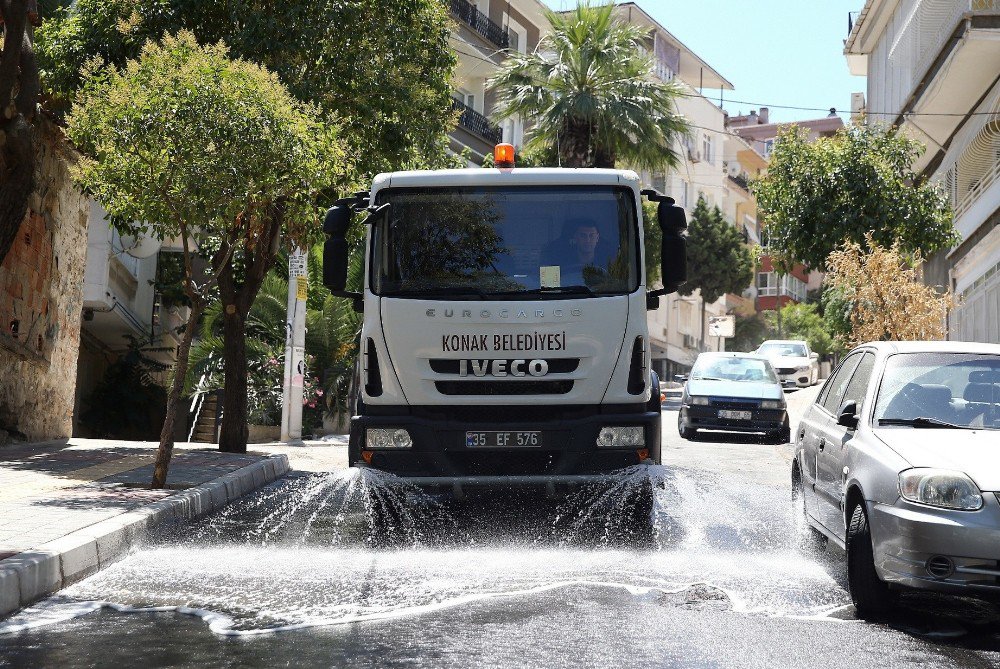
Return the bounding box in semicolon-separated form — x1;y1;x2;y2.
366;428;413;449
759;400;785;410
899;469;983;511
597;426;645;448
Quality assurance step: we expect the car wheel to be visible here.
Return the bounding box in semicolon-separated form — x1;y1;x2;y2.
847;502;895;619
793;474;826;554
771;425;791;444
678;414;697;440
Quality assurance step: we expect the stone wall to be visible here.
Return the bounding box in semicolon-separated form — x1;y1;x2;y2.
0;122;89;441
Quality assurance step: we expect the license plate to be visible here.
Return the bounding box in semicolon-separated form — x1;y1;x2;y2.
718;410;752;420
466;431;542;448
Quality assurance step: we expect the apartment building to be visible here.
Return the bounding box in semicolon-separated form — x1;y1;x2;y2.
844;0;1000;344
447;0;549;165
611;2;746;375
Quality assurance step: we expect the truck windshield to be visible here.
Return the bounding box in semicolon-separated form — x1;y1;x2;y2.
371;186;639;297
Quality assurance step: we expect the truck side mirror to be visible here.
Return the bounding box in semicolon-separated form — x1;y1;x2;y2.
322;205;352;292
659;200;687;294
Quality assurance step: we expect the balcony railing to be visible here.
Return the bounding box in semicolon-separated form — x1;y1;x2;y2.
886;0;999;113
727;173;749;192
450;0;509;49
452;98;503;145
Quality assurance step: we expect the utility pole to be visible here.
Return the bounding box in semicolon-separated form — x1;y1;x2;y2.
281;248;307;443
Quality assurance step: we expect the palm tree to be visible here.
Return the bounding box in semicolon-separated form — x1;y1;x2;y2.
489;2;689;170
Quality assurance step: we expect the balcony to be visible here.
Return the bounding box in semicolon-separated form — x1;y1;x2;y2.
727;173;749;192
452;98;503;145
450;0;509;50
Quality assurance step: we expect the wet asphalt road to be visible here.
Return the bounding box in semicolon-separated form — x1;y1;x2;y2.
2;386;1000;668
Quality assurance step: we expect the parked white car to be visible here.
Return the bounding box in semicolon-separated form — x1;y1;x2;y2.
756;339;819;387
793;340;1000;619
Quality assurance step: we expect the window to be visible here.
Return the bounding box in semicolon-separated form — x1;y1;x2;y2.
820;353;864;414
702;134;714;164
756;272;806;301
762;139;774;158
842;352;876;412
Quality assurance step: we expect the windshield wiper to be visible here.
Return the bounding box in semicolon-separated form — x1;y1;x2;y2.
524;285;597;297
691;376;726;381
878;417;974;430
398;287;488;299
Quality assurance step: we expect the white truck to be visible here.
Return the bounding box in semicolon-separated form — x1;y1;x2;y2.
322;147;687;496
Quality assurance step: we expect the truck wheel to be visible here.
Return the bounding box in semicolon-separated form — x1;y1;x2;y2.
624;477;656;547
847;503;895;619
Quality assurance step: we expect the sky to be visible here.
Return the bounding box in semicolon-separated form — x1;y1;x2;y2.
540;0;867;125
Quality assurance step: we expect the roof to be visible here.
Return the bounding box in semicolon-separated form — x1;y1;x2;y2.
611;2;734;91
371;168;641;191
856;341;1000;355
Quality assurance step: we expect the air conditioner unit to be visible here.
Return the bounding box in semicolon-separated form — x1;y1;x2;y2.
851;92;866;121
687;147;701;163
682;334;696;349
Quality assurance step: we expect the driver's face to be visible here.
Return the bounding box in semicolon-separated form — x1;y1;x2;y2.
574;226;599;253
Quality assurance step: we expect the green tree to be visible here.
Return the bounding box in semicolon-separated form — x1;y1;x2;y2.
489;2;688;169
36;0;456;174
763;302;834;357
678;196;755;349
67;32;345;486
752;124;957;272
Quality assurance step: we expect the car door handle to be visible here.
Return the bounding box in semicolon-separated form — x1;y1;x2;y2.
818;439;826;452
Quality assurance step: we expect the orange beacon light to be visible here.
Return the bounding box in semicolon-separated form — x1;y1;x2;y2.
494;143;515;169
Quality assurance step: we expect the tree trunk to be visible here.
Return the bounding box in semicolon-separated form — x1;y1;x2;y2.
217;204;284;453
219;303;249;452
0;117;34;264
152;301;204;488
700;298;706;352
0;3;39;268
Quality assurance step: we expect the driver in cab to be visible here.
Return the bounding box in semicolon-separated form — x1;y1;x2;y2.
541;219;615;286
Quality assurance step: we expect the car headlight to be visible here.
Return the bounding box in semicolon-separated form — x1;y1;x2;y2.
687;395;710;406
759;400;785;410
597;426;645;448
898;469;983;511
366;428;413;449
796;365;811;372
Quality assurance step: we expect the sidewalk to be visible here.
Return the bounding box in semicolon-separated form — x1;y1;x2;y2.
0;437;353;617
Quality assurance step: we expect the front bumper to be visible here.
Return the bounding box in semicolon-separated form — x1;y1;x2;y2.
775;369;812;387
348;404;661;480
681;405;788;433
869;495;1000;596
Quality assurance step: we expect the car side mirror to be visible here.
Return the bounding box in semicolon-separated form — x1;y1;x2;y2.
674;373;688;382
810;352;819;361
837;400;859;429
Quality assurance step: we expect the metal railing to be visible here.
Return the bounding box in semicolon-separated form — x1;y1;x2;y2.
450;0;509;49
886;0;999;114
452;98;503;145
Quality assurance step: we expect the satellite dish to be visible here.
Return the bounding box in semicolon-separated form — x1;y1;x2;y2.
119;231;162;259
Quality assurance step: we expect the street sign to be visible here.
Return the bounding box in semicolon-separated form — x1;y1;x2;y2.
708;315;735;338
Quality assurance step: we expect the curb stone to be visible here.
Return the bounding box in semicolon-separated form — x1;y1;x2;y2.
0;453;289;617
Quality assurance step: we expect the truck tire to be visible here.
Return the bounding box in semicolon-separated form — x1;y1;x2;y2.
847;502;895;619
647;371;662;464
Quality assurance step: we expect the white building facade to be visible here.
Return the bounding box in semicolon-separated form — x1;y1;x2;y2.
613;3;747;377
845;0;1000;344
448;0;549;165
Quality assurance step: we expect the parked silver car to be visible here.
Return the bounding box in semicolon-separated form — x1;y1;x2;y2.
793;341;1000;618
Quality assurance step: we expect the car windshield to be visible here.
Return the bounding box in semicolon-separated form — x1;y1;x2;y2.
757;342;807;357
690;356;778;383
371;186;639;297
873;352;1000;430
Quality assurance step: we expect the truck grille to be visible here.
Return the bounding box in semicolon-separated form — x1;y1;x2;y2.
435;380;574;395
429;358;579;374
